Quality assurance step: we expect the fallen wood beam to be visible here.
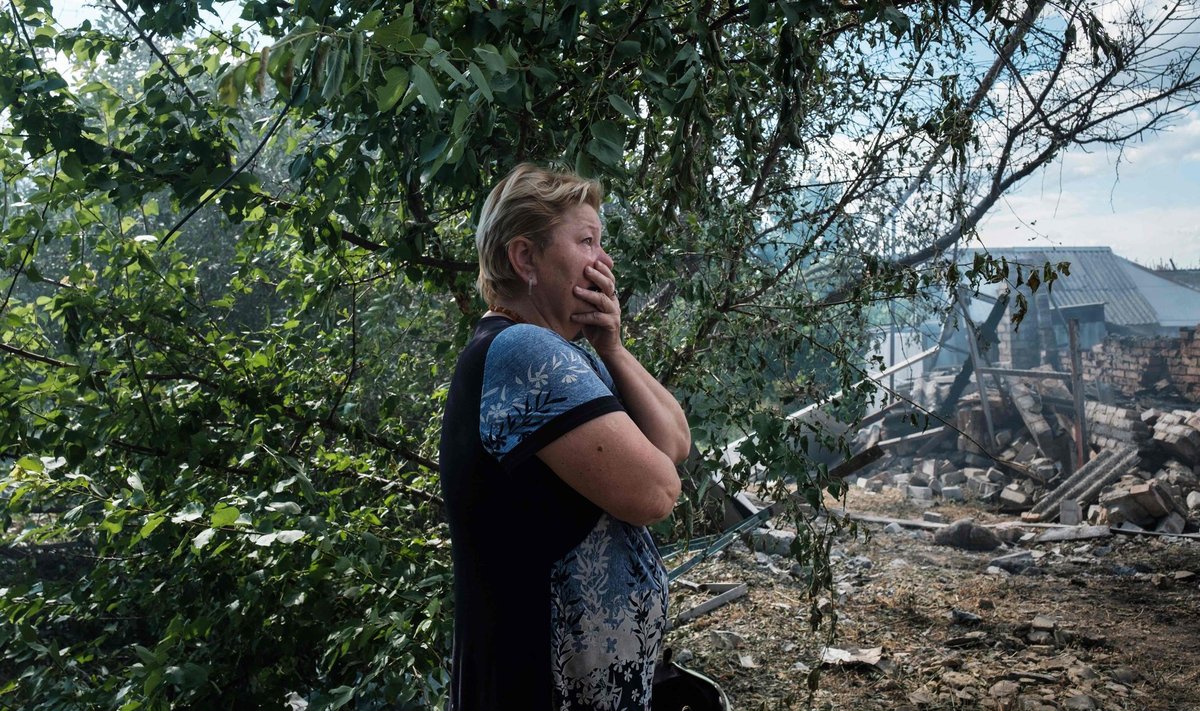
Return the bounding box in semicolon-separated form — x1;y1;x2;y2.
1110;527;1200;541
876;426;947;449
978;367;1071;382
673;584;749;626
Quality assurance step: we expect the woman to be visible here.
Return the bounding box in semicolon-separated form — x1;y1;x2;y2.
439;164;691;710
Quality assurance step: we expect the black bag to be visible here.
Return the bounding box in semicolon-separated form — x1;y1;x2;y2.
650;649;731;711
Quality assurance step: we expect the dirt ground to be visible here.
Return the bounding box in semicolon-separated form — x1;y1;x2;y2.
665;487;1200;710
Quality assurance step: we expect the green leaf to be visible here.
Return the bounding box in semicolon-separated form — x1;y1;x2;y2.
133;645;159;666
139;513;165;538
275;530;305;544
588;121;625;166
429;52;467;87
608;94;638;119
468;62;492;101
472;45;507;74
210;504;240;527
321;42;347;101
192;528;216;550
171;502;204;524
15;456;43;473
614;40;641;59
327;685;355;709
409;63;442;111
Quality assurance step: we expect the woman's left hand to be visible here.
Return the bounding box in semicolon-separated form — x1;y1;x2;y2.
572;259;622;357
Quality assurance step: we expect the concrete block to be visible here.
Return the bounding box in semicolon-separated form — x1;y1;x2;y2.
907;485;934;502
923;511;948;524
750;528;796;557
999;486;1031;511
941;486;965;502
986;467;1008;483
1101;493;1153;526
941;470;967;486
1128;482;1172;518
1060;499;1083;526
1155;512;1186;535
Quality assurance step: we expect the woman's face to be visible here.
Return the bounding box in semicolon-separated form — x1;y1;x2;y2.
532;203;611;337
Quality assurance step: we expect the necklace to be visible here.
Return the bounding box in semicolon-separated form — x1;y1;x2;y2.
488;304;526;324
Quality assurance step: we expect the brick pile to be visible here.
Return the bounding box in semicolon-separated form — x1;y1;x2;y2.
1084;402;1151;450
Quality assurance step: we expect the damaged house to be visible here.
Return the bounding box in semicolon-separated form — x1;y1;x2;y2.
849;246;1200;535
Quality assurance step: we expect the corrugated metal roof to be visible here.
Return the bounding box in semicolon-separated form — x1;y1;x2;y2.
979;247;1159;327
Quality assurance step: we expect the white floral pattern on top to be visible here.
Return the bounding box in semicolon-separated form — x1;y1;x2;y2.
479;325;613;460
549;514;668;711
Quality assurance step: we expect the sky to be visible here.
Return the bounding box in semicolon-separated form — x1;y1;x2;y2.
974;109;1200;269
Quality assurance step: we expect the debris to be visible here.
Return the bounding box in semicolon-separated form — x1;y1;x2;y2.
933;519;1002;551
820;646;884;668
1034;525;1112;544
674;584;749;626
988;550;1035;573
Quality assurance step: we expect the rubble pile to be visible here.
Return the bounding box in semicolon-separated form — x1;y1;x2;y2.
851;373;1200;534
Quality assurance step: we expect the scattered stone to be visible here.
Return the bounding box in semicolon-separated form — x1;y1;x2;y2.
1155;511;1186;534
750;528;796;556
908;485;934;502
1068;663;1099;682
948;608;981;625
1111;666;1139;684
1063;694;1097;710
989;550;1035;573
941;485;965;502
988;679;1020;698
884;522;905;534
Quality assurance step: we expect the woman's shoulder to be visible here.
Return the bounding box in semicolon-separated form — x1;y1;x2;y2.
486;322;574;358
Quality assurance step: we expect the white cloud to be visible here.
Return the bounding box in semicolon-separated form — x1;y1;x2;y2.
978;199;1200;266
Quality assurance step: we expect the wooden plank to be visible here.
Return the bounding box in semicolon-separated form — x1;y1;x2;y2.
978;367;1071;382
876;426;946;449
957;288;996;446
1068;319;1090;466
674;584;749;625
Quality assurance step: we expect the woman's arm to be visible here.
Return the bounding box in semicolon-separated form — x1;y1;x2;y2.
593;345;691;463
538;411;681;526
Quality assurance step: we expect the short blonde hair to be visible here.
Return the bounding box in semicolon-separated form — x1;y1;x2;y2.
476;164;603;304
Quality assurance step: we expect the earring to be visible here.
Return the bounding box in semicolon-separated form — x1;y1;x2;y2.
528;275;536;295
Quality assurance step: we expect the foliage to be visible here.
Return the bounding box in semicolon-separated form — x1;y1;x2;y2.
2;0;1198;706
